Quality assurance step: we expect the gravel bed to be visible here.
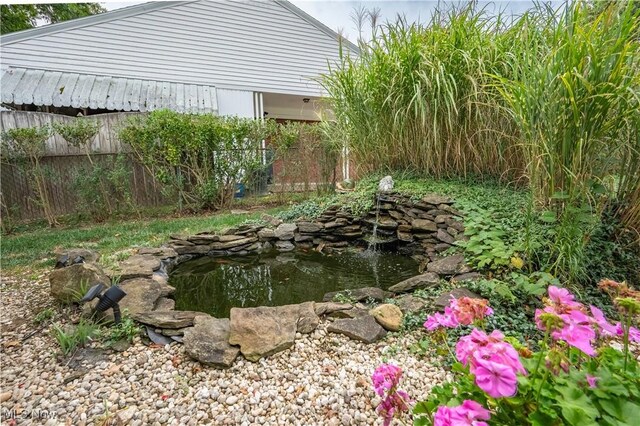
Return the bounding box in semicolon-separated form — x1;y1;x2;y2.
0;274;449;425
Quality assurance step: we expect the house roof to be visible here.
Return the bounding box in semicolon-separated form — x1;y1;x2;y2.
1;67;219;113
0;0;360;54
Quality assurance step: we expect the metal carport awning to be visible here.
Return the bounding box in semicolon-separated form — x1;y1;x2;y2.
0;67;218;114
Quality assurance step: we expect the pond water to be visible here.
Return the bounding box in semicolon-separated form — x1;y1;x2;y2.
169;249;419;318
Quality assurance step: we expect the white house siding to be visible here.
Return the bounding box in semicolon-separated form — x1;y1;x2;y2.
0;0;348;97
217;88;255;117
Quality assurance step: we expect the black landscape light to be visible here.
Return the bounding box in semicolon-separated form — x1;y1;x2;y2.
80;284;127;324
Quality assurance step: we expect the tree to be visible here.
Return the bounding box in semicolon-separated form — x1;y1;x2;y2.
0;3;105;34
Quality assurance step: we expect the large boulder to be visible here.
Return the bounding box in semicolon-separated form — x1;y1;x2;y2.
115;254;161;280
50;262;110;303
229;302;318;361
327;315;387;343
369;304;403;332
322;287;392;303
118;278;175;316
132;311;207;329
183;316;239;368
388;272;439;293
274;223;298;240
54;248;100;268
427;254;470;276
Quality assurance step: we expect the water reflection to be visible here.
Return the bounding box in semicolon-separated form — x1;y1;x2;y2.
169;249;419;318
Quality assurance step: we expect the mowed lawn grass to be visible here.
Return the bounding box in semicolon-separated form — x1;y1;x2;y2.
1;209;280;274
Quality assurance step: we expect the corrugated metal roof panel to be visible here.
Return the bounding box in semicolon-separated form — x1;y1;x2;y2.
0;67;218;114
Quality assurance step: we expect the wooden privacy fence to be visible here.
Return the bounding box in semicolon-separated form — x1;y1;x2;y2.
0;110;137;155
1;111;165;221
0;111;353;222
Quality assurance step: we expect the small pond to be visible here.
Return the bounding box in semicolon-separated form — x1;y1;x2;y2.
169;249;419;317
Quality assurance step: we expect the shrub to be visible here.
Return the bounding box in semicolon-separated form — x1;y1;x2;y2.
119;110;277;211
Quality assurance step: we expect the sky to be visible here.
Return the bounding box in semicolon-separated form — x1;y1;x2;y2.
99;0;557;42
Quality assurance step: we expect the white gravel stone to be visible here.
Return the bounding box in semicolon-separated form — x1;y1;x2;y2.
0;274;480;426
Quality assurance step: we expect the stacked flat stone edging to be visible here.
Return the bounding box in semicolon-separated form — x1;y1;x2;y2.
164;192;466;264
49;191;480;368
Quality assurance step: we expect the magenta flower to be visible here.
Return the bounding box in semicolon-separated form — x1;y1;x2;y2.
377;389;412;426
371;364;402;397
433;400;491;426
590;305;622;337
424;309;459;330
433;406;454;426
475;341;527;376
424;297;493;331
549;310;597;356
548;285;582;311
473;356;519;398
630;327;640;343
455;328;505;366
586;374;598;389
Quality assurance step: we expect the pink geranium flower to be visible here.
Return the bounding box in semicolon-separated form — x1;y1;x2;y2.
424;297;492;331
586;374;598;389
371;364;402;397
377;389;412;426
455;328;505;366
424;308;459;330
473;356;519;398
630;327;640;343
547;285;582;311
590;305;622;337
433;400;491;426
546;309;597;356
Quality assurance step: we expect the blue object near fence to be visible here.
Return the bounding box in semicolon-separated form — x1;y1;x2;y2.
234;183;245;198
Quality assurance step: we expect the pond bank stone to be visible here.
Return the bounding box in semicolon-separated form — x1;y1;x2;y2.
369;304;403;332
435;288;482;308
183;316;239;368
116;254;162;279
132;310;208;328
54;248;100;267
49;262;110;304
116;278;175;317
427;254;470;276
229;302;319;361
322;287;392;303
327;315;387;343
394;294;428;313
275;223;298;240
388;272;439;293
314;302;353;316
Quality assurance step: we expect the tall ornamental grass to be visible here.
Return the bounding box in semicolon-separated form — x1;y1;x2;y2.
322;1;640;282
324;5;525;181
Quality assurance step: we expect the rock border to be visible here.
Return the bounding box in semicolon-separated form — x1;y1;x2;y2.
49;192;481;367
